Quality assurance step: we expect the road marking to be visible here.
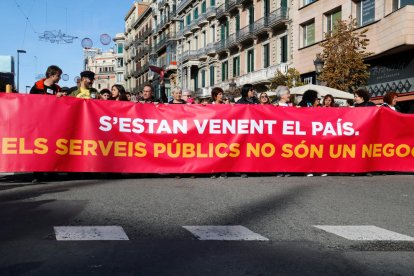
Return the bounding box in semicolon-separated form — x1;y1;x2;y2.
314;225;414;241
183;225;269;241
54;226;129;241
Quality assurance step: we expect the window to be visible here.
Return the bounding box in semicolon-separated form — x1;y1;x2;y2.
233;56;240;77
248;6;254;24
210;65;215;86
235;12;240;32
203;31;207;47
356;0;375;27
247;49;254;73
194;8;199;19
280;35;288;63
393;0;414;11
222;60;229;81
263;44;270;68
201;70;206;87
210;0;215;7
264;0;270;16
194;72;199;90
117;43;124;54
186;14;191;25
211;25;216;42
302;20;315;47
303;0;316;6
202;1;207;13
180;20;184;31
326;9;342;33
195;36;199;50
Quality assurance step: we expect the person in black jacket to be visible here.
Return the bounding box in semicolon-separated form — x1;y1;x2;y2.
354;88;376;107
138;81;168;103
30;65;62;95
236;84;259;104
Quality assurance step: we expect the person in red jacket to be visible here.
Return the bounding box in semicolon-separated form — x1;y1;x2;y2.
30;65;62;95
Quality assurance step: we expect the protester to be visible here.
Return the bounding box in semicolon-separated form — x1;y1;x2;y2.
69;71;98;99
125;92;132;101
382;91;399;111
99;89;111;100
111;84;129;101
168;87;186;104
353;88;376;107
272;86;292;106
68;77;81;95
59;87;69;97
139;82;168;103
182;89;194;104
211;87;225;104
236;84;259;104
259;92;270;104
298;90;319;107
322;94;335;107
30;65;62;95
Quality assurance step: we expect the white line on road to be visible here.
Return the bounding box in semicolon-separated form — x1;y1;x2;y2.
54;226;129;241
314;225;414;241
183;225;269;241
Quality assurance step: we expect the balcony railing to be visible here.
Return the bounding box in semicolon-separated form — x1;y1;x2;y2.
206;43;217;55
236;63;289;86
226;33;237;49
190;19;200;31
181;50;198;62
183;25;192;36
197;13;208;26
227;0;239;12
216;40;227;54
216;3;229;20
236;24;255;43
268;7;289;28
206;6;217;20
197;48;207;60
177;0;192;14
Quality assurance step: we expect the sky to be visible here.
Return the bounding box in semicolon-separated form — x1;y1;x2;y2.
0;0;135;92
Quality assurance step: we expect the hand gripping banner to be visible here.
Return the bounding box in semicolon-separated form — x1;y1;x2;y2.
1;93;414;173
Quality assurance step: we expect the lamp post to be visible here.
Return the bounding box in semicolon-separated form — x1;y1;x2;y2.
17;49;27;92
313;53;324;85
25;85;31;93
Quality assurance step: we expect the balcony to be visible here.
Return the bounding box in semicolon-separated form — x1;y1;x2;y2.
177;0;192;14
227;0;239;13
183;25;192;37
253;16;271;35
206;43;217;56
206;6;217;20
216;40;227;54
216;3;229;20
226;33;238;49
268;7;289;28
197;13;208;26
181;50;198;62
236;24;255;44
190;19;201;32
132;70;139;78
197;48;207;60
236;63;289;86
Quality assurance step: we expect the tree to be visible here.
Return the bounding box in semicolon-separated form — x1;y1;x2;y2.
318;17;372;92
270;67;304;89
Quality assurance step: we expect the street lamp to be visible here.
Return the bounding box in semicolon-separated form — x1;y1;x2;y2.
25;85;31;93
313;53;324;85
17;49;27;92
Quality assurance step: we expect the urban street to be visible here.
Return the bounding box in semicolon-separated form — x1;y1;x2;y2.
1;173;413;275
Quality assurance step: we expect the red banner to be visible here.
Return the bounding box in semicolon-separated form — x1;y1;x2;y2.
1;93;414;173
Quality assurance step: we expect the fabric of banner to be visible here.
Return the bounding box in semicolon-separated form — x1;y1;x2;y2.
1;93;413;173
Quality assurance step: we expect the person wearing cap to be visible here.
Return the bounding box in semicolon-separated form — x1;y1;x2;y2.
69;71;98;99
30;65;62;95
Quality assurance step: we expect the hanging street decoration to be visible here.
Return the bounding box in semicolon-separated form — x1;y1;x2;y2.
38;30;78;44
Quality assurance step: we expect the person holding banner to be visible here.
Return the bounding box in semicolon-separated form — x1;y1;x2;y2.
322;94;336;107
211;87;225;104
353;88;376;107
139;82;168;103
111;84;128;101
168;87;186;104
272;86;292;106
236;84;259;104
69;71;98;99
382;91;399;112
30;65;62;95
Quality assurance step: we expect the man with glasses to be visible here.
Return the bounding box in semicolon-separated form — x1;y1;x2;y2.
139;81;168;103
181;89;194;104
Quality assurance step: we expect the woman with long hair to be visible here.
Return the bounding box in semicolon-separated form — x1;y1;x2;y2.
259;92;270;104
111;84;128;101
322;94;335;107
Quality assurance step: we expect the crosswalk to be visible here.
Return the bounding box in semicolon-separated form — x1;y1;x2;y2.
52;224;414;242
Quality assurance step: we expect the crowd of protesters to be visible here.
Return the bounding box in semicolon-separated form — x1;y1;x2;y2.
24;65;405;182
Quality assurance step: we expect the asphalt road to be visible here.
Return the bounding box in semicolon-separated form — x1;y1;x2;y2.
0;173;413;275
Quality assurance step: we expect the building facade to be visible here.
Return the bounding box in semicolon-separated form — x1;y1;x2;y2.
123;0;414;106
84;48;118;91
113;33;126;86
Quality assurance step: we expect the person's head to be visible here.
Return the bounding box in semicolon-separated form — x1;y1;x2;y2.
61;87;69;96
80;71;95;89
259;92;270;104
275;86;290;103
354;88;370;104
241;84;255;99
111;84;128;101
142;83;153;100
172;87;182;101
100;88;111;100
322;94;335;107
383;91;398;107
211;87;224;103
182;89;193;103
300;90;319;107
346;98;354;107
200;96;210;105
125;92;131;101
45;65;62;84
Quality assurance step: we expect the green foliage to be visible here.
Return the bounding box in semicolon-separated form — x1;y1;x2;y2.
318;17;373;92
271;68;304;88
